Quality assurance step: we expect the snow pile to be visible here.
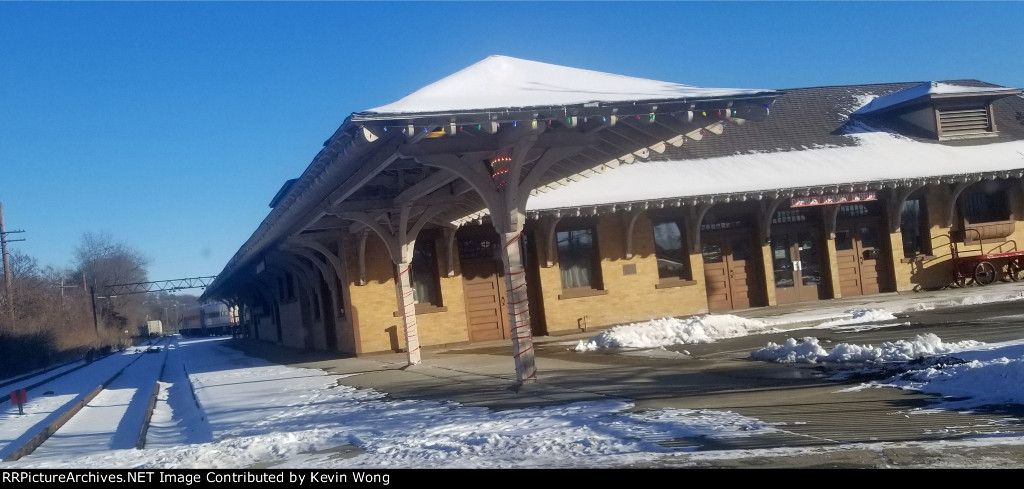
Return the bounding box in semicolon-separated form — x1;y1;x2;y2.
854;341;1024;410
816;308;898;327
910;356;1024;407
575;314;773;351
907;292;1024;311
750;333;984;364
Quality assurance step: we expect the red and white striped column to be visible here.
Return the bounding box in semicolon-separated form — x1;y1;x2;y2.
395;261;421;365
500;230;537;383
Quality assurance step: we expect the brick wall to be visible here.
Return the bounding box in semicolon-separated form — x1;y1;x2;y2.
344;232;470;354
534;212;709;335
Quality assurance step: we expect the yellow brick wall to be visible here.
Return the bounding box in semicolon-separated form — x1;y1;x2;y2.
535;212;709;335
307;287;327;350
253;313;273;342
888;231;915;292
325;236;358;355
760;244;778;306
344;232;470;354
824;238;841;298
891;184;1024;290
278;300;305;349
332;315;355;353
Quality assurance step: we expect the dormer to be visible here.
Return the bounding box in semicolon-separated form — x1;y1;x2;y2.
852;82;1021;140
269;178;298;208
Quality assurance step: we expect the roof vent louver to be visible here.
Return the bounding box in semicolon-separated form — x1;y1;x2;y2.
938;107;991;138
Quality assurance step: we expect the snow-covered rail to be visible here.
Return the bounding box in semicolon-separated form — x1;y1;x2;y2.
0;338;170;461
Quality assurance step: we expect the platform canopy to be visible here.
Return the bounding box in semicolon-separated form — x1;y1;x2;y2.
203;55;779;301
362;55;773;115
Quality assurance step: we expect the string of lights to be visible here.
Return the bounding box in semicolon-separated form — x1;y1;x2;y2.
334;104;771;155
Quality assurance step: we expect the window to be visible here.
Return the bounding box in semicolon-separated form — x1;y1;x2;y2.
653;220;692;281
963;188;1010;224
771;207;817;224
556;222;602;290
411;235;442;307
900;195;931;257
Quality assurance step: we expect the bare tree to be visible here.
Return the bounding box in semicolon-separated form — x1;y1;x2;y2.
0;249;101;377
74;232;151;335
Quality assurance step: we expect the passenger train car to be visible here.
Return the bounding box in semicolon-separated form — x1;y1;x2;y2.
179;302;236;336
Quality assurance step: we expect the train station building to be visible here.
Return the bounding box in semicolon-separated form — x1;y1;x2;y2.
201;56;1024;383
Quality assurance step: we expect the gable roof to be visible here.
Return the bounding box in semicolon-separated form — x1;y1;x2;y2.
357;55;774;117
201;56;780;301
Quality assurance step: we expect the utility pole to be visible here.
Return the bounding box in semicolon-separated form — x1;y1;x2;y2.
91;286;99;332
1;202;26;324
56;278;78;321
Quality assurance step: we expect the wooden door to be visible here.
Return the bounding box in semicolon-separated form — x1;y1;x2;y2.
461;259;508;342
702;239;732;312
835;220;890;297
703;232;762;311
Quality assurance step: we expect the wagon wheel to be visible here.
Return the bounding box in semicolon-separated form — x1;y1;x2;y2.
1007;260;1024;281
974;261;997;285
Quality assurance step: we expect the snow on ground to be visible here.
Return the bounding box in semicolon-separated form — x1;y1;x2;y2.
813;308;899;328
753;335;1024;411
574;314;775;351
749;333;984;364
0;345;157;461
4;288;1024;469
572;294;1024;414
572;286;1024;354
0;337;784;469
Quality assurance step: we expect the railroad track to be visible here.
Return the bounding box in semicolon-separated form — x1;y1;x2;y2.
0;337;173;462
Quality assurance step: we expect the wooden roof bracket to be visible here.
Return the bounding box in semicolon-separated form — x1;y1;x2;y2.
541;214;562;267
887;184;926;233
824;204;841;240
284;246;341;317
760;196;789;245
946;180;976;228
287;237;349;291
688;202;715;251
622;207;646;260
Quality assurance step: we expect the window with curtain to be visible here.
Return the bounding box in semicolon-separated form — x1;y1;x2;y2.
556;224;601;289
411;236;442;306
653;220;692;280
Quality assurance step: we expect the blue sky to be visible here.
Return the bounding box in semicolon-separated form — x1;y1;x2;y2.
2;1;1022;287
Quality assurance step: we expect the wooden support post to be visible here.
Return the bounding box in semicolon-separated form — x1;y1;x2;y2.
500;230;536;384
394;260;421;365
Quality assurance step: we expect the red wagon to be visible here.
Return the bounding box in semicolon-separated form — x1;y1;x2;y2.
949;228;1024;286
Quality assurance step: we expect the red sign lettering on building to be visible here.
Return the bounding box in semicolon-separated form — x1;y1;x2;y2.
790;190;877;208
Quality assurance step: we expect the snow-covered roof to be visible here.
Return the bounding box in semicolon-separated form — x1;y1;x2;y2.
525;131;1024;211
852;81;1020;116
360;55;774;116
